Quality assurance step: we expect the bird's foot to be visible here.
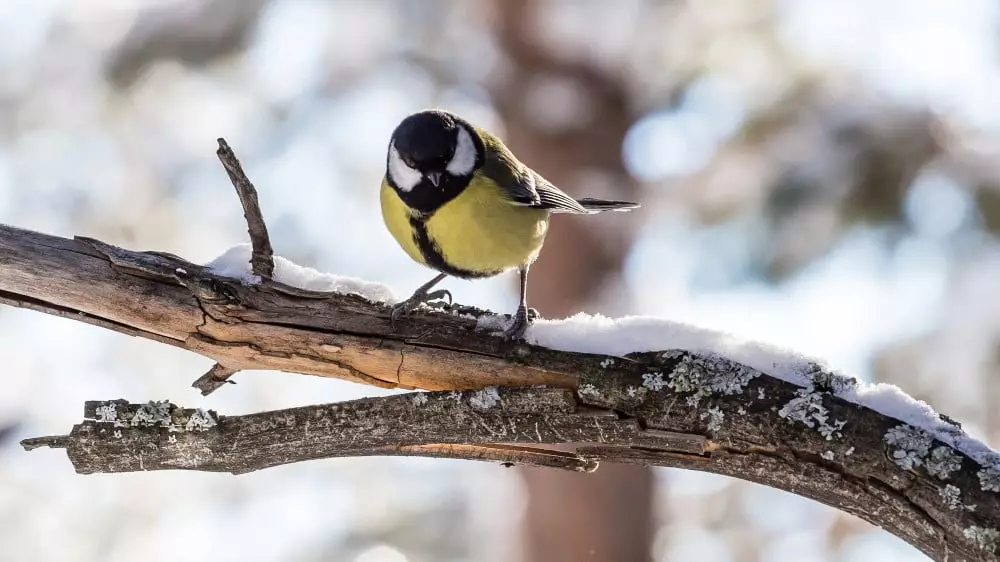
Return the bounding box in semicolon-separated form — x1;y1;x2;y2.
390;289;453;330
502;306;533;341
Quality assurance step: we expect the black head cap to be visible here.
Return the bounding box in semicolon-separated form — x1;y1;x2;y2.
391;110;460;170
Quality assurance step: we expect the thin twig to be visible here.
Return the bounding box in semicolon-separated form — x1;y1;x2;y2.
216;138;274;278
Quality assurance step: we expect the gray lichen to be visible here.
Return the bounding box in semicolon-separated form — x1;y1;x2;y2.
578;383;601;399
964;526;1000;553
940;484;963;510
92;401;217;434
94;403;118;424
469;387;501;410
778;388;846;440
938;485;975;511
410;393;428;407
821;451;835;461
131;401;172;428
926;446;963;480
884;425;933;470
700;407;724;432
184;409;217;431
642;372;666;391
662;354;759;407
978;467;1000;492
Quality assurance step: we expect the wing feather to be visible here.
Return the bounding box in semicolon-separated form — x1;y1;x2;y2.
478;130;594;214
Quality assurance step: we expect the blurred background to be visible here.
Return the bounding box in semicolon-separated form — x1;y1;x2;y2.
1;0;999;560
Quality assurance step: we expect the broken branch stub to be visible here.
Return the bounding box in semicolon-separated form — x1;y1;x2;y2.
216;137;274;279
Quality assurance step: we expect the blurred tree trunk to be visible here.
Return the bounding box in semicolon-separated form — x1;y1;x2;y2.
488;2;653;561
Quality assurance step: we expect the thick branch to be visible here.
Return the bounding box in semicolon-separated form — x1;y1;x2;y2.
21;362;1000;562
0;224;575;391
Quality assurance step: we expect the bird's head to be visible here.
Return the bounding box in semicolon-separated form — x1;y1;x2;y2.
386;110;483;204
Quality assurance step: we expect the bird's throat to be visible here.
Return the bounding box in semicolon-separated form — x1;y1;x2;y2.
393;173;470;215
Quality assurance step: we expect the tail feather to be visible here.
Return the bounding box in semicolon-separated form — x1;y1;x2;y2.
576;198;640;212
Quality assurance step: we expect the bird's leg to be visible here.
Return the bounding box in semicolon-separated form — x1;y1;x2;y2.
390;273;451;329
503;265;532;341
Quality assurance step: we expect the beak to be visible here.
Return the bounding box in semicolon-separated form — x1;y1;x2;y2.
426;171;442;187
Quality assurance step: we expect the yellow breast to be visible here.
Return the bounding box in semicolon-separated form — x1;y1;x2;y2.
380;176;549;278
380;179;427;266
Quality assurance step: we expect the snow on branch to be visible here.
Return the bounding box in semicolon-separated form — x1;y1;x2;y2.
1;139;999;561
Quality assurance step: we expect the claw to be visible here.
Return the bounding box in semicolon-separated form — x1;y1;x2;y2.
424;289;452;306
389;288;452;331
502;306;532;341
389;301;411;331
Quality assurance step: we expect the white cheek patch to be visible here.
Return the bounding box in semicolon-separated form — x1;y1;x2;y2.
446;125;477;176
387;142;422;192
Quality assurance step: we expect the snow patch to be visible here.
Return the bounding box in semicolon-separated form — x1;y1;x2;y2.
528;314;817;386
207;244;397;303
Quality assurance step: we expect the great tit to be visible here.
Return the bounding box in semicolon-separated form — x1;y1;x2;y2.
380;109;638;340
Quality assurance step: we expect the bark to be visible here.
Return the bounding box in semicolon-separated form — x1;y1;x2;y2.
19;353;1000;562
3;142;998;561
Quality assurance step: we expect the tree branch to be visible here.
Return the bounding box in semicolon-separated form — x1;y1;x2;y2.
21;362;1000;561
2;142;999;561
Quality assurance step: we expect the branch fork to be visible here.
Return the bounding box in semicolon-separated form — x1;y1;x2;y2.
0;139;997;561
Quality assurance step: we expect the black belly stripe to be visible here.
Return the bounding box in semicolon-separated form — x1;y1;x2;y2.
408;215;499;280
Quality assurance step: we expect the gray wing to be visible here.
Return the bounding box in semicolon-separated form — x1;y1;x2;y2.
481;141;593;214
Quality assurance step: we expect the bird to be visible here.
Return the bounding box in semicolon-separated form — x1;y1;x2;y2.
380;109;639;341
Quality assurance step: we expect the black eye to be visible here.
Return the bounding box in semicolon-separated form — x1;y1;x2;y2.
402;155;416;167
